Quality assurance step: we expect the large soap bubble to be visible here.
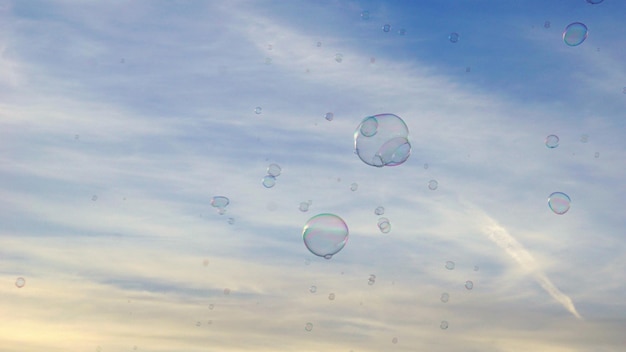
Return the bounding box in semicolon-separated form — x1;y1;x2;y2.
302;213;349;259
354;114;411;167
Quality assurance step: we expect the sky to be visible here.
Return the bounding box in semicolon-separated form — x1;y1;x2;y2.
1;0;625;351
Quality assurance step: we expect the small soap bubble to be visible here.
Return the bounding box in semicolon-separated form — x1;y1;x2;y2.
309;285;317;293
328;293;335;300
465;280;474;290
227;217;235;225
428;180;438;190
209;304;214;310
445;261;455;270
267;44;273;50
622;87;626;94
325;112;334;121
370;57;376;64
548;192;571;215
196;321;202;327
264;57;272;65
563;22;588;46
92;195;98;201
361;10;370;20
545;134;559;148
382;24;391;32
398;28;406;35
580;134;589;143
424;163;429;169
223;288;231;295
316;41;322;47
211;196;230;214
544;21;551;29
254;106;262;114
267;163;282;177
368;274;376;285
440;292;450;303
474;265;479;271
374;206;385;216
74;134;80;140
335;53;343;63
392;337;398;344
440;321;449;330
299;201;310;212
465;67;471;73
15;277;25;288
305;322;313;331
586;0;604;4
594;152;600;158
377;217;391;234
354;114;411;167
350;182;358;191
302;214;349;258
262;175;277;188
449;32;459;43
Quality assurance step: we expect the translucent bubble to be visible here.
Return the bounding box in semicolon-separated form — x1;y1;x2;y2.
262;175;277;188
328;293;335;300
580;134;589;143
227;217;235;225
440;321;449;330
299;201;310;212
350;182;358;191
545;134;559;148
15;277;25;288
325;112;334;121
548;192;571;215
440;292;449;303
267;163;282;177
316;41;322;47
335;53;343;63
211;196;230;214
465;280;474;290
354;114;411;168
74;134;80;140
92;195;98;201
622;87;626;94
302;214;349;258
368;274;376;285
465;67;471;73
305;322;313;331
370;57;376;64
398;28;406;35
209;304;214;310
445;261;455;270
428;180;438;190
377;217;391;234
449;32;459;43
392;337;398;344
254;106;262;114
309;285;317;293
374;206;385;215
586;0;604;4
595;152;600;158
544;21;551;29
223;288;231;295
382;24;391;32
324;254;332;260
563;22;588;47
361;10;370;20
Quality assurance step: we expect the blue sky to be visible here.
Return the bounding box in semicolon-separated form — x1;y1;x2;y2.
1;0;625;351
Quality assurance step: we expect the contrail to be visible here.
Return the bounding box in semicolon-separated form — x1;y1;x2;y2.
473;207;582;319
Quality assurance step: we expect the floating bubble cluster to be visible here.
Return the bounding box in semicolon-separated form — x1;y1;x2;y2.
211;196;230;215
548;192;571;215
354;114;411;167
302;214;349;259
563;22;588;46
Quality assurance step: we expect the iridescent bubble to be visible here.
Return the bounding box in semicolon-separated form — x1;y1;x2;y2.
305;322;313;331
465;280;474;290
374;206;385;215
309;285;317;293
361;10;370;20
392;337;398;344
211;196;230;214
15;277;25;288
299;201;310;212
328;293;335;300
267;163;282;177
445;261;455;270
545;134;559;148
428;180;438;190
335;53;343;63
325;112;334;121
382;24;391;32
350;183;358;191
548;192;571;215
440;292;449;303
262;175;276;188
440;321;449;330
544;21;551;29
302;213;349;258
449;32;459;43
254;106;262;114
354;114;411;168
398;28;406;35
563;22;588;47
586;0;604;4
377;217;391;234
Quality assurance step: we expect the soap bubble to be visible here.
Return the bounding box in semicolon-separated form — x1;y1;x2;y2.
350;183;358;191
424;163;429;169
368;274;376;285
254;106;262;114
227;217;235;225
377;217;391;234
316;41;322;47
580;134;589;143
299;201;310;212
382;24;391;32
449;32;459;43
548;192;571;215
335;53;343;63
302;214;349;258
209;304;214;310
563;22;588;46
328;293;335;300
374;206;385;215
15;277;25;288
445;261;455;270
545;134;559;148
223;288;231;295
440;292;449;303
92;195;98;201
392;337;398;344
305;322;313;331
465;67;471;73
211;196;230;214
267;163;282;177
361;10;370;20
594;152;600;158
544;21;551;29
309;285;317;293
586;0;604;4
428;180;438;190
370;57;376;64
354;114;411;168
398;28;406;35
325;112;334;121
262;175;276;188
440;321;449;329
465;280;474;290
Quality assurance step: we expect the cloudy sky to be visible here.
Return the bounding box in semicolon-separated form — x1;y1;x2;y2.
1;0;625;351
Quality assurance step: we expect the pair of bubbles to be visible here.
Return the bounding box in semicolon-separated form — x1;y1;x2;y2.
308;286;336;300
375;206;391;234
262;163;282;188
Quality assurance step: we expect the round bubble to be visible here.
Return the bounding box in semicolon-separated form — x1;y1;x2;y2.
586;0;604;4
254;106;262;114
548;192;571;215
440;321;449;330
445;261;455;270
305;322;313;331
474;265;479;271
209;304;214;310
440;292;449;303
374;206;385;215
92;195;98;201
428;179;438;190
423;163;429;169
227;217;235;225
449;32;459;43
398;28;406;35
392;337;398;344
377;217;391;234
544;21;551;29
563;22;588;47
309;285;317;293
299;201;310;212
545;134;559;148
595;152;600;158
382;24;391;32
361;10;370;20
267;163;282;177
370;57;376;64
465;280;474;290
302;213;349;258
325;112;334;121
15;277;25;288
350;182;358;191
211;196;230;210
316;41;322;47
354;114;411;168
335;53;343;63
580;134;589;143
262;175;276;188
328;293;335;300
